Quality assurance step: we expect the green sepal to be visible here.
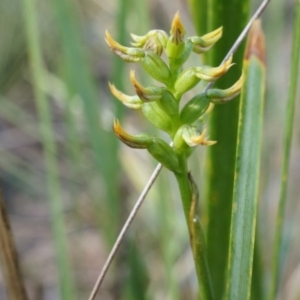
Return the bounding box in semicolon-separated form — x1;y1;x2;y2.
142;101;173;134
166;37;185;59
141;51;171;84
169;40;194;71
180;93;210;124
159;90;179;117
173;126;187;152
147;138;180;172
113;119;153;149
120;134;152;149
205;72;244;104
105;30;145;62
206;88;238;104
174;67;200;96
172;127;198;156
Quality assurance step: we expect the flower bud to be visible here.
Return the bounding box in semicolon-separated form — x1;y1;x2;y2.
198;103;215;122
173;126;187;151
105;30;145;62
141;51;171;84
180;93;210;124
113;120;180;172
206;72;244;104
166;38;185;59
194;55;233;81
170;11;185;45
159;90;179;117
109;82;142;109
129;70;165;102
142;101;173;134
166;12;185;59
113;119;152;148
130;70;178;117
189;27;223;54
174;67;200;96
169;40;193;70
182;127;216;147
147;138;179;172
131;30;168;56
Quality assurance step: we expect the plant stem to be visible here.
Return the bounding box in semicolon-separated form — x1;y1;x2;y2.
0;186;28;300
175;155;214;300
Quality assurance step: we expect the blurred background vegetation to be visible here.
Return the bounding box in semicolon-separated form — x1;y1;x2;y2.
0;0;299;299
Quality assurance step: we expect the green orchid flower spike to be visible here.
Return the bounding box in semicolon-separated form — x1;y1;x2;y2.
106;12;244;300
106;12;243;158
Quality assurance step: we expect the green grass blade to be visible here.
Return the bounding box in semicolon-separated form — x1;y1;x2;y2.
157;172;180;300
203;1;250;297
115;1;151;298
251;238;264;300
127;242;149;300
268;1;300;299
50;0;121;244
0;95;38;138
225;21;266;300
188;0;208;36
21;0;76;298
112;0;129;111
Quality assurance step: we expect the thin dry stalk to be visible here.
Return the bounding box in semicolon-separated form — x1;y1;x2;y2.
0;186;28;300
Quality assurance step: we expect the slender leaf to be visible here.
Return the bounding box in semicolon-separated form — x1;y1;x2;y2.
204;1;250;297
225;21;265;300
268;1;300;299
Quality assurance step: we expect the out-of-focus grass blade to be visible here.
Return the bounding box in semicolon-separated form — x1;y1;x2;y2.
0;95;38;138
50;0;121;244
112;0;151;298
188;0;208;36
157;172;180;300
225;21;265;300
268;1;300;299
127;242;149;300
21;0;76;298
112;0;128;112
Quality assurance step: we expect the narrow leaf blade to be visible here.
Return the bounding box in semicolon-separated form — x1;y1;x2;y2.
226;21;266;300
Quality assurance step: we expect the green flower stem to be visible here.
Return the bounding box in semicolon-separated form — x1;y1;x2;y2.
174;155;214;300
174;156;191;217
